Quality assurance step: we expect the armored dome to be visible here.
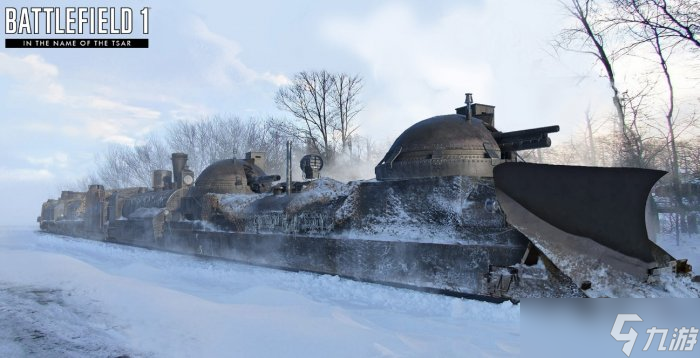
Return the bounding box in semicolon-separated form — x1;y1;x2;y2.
375;114;503;180
195;159;265;195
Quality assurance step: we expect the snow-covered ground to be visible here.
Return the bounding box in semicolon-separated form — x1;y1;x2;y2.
656;231;700;269
0;226;520;357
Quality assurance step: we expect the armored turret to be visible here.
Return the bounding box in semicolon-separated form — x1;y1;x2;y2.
375;95;558;180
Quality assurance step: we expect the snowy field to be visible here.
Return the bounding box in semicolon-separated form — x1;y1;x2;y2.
655;232;700;269
0;226;520;357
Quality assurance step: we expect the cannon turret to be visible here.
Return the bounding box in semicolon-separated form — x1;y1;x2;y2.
375;95;558;180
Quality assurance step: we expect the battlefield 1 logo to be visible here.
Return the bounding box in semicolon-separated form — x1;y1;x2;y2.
611;314;698;356
4;6;150;48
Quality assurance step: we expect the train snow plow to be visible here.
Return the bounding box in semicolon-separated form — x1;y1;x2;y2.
494;162;688;297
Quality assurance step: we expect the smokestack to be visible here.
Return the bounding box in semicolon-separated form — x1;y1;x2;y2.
464;93;473;122
286;141;292;195
171;153;188;189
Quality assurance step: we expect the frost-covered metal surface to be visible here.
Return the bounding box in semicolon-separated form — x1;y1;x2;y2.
121;188;186;218
158;226;525;298
147;175;570;300
209;178;350;235
212;176;515;245
339;176;509;244
493;162;699;298
498;189;700;298
375;115;504;179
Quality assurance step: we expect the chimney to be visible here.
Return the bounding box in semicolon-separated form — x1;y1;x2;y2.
286;141;292;195
464;93;473;121
171;153;188;189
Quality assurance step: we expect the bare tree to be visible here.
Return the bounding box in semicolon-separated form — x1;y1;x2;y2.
275;71;336;159
332;73;363;152
584;107;598;165
557;0;700;169
651;23;682;187
558;0;628;134
168;116;290;174
556;0;655;167
88;116;295;189
167;116;244;173
275;70;364;162
612;0;700;230
96;136;170;188
614;0;699;179
615;0;699;50
677;140;700;177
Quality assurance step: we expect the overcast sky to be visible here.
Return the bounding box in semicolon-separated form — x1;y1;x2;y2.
0;0;655;224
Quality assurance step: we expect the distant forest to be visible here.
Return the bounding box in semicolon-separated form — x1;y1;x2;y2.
75;70;389;189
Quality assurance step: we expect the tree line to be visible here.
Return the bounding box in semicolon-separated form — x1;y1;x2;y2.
74;70;385;189
547;0;698;182
534;0;700;236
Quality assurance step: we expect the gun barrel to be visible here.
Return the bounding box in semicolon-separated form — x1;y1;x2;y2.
493;125;559;152
253;175;281;183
